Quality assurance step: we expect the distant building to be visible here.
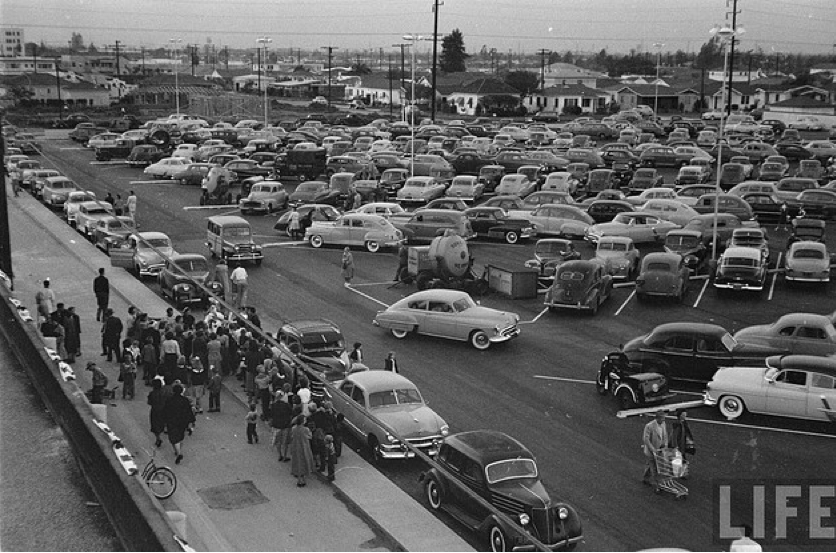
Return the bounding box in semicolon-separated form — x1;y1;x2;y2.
1;27;23;57
446;78;521;116
0;56;58;76
0;73;111;107
525;84;609;115
345;74;405;107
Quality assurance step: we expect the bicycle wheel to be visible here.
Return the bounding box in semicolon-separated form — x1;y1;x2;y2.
146;466;177;499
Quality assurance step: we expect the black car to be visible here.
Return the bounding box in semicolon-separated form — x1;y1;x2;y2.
586;199;634;223
788;189;836;220
663;229;707;272
464;207;534;244
126;145;168;167
449;152;492;175
600;148;639;169
277;319;348;399
619;322;786;382
420;431;583;551
775;143;814;162
224;159;273;183
742;192;798;223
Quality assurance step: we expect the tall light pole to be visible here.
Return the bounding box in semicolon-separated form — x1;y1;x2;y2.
169;38;182;116
709;24;744;262
653;42;664;118
403;34;431;177
257;37;272;128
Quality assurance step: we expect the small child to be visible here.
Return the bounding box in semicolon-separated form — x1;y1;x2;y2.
245;403;259;444
324;434;336;482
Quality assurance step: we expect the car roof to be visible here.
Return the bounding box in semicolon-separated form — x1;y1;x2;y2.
170;253;207;262
789;240;826;251
281;319;340;333
772;313;833;327
723;246;761;258
207;215;250;225
598;235;633;244
643;252;680;264
397;289;471;303
649;322;728;338
136;231;170;240
443;431;533;465
346;370;417;392
767;355;836;378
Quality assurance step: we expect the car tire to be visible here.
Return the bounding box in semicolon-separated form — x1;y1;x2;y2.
470;330;491;351
365;240;380;253
589;296;599;316
309;235;324;248
617;388;636;410
425;477;443;511
391;328;410;340
368;435;383;464
719;395;746;420
504;231;519;244
487;524;508;552
267;203;273;213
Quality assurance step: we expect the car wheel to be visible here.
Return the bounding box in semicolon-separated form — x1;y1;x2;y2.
589;296;599;316
470;330;491;351
425;477;443;510
391;328;410;340
616;388;636;410
365;240;380;253
267;203;273;213
309;235;324;248
504;231;519;244
368;435;383;464
488;524;508;552
719;395;746;420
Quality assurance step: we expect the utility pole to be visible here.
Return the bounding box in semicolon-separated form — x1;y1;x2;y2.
320;46;338;108
431;0;441;121
725;0;740;115
393;43;409;100
55;57;62;119
114;40;122;101
747;51;752;85
388;56;393;117
256;47;261;93
191;45;196;76
224;46;229;72
32;44;38;74
141;46;146;76
536;48;550;90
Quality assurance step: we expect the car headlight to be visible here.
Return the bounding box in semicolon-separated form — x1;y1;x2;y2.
558;507;569;520
651;383;659;392
519;513;530;526
385;433;396;444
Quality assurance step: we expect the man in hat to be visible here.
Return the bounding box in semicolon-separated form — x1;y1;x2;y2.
384;351;399;374
642;410;669;492
102;308;124;363
86;362;109;404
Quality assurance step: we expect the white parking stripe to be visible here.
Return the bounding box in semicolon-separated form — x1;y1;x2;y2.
89;161;127;166
520;307;549;325
345;285;390;308
614;289;635;316
768;251;782;301
350;281;401;287
182;205;239;211
692;278;710;308
533;375;596;385
129;180;171;185
261;241;306;248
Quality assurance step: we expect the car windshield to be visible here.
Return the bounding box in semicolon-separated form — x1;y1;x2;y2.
485;458;538;484
107;220;126;229
177;258;208;272
139;238;171;249
536;242;571;256
407;181;428;189
559;270;588;281
368;387;423;408
794;248;824;260
225;227;251;237
598;241;627;252
297;182;323;192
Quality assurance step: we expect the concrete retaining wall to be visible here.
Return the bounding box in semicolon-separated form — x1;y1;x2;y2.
0;289;181;552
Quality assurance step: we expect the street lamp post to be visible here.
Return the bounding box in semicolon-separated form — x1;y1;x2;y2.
653;43;664;118
403;34;431;178
709;24;745;262
169;38;183;116
257;37;272;128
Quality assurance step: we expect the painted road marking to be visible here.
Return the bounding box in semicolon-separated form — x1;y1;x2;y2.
612;281;636;289
182;204;239;211
533;375;835;439
261;241;306;248
129;180;172;185
768;251;782;301
59;147;87;150
692;278;710;308
90;161;128;166
345;285;390;308
614;289;635;316
350;281;401;287
519;306;549;325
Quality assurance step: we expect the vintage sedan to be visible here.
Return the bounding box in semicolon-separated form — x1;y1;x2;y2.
110;231;177;278
524;239;581;280
445;175;485;203
143;157;190;179
63;190;97;227
705;355;836;422
274;203;340;236
664;229;707;272
714;246;768;292
733;313;836;356
397;176;447;205
325;371;448;461
239;181;288;214
629;168;664;192
420;431;583;551
41;176;79;209
789;189;836;220
306;213;402;253
544;260;613;315
172;162;216;186
784;241;831;284
463;207;534;244
787;218;826;250
373;289;520;350
757;162;788;182
528;204;593;239
158;254;223;307
593;236;639;280
92;215;134;253
585;211;678;244
352;202;406;219
640;145;681;168
640;199;699;228
635;252;690;302
725;227;770;264
619;322;787;382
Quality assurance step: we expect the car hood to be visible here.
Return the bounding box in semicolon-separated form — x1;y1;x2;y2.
374;404;446;438
665;244;701;256
137;247;174;263
595;251;629;261
731;341;788;357
491;478;553;508
169;270;210;283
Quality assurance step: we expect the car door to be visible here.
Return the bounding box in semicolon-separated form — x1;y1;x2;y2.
807;373;836;422
694;336;735;382
765;370;809;417
110;235;137;269
658;334;697;380
339;382;368;439
791;325;834;356
424;299;459;339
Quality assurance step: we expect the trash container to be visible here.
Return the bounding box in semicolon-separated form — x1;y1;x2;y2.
486;265;539;299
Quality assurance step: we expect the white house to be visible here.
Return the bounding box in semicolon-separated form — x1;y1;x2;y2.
345;75;405;106
525;84;609;115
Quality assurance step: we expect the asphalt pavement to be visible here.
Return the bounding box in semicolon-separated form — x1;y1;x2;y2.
5;177;473;552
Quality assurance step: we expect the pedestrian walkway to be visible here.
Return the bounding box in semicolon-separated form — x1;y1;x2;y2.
6;181;473;552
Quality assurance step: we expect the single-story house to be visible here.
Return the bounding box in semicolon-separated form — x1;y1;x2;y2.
446;78;521;116
1;73;111;107
525;84;609;115
345;74;405;107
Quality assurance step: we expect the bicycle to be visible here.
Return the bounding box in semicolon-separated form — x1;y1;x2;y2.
141;447;177;500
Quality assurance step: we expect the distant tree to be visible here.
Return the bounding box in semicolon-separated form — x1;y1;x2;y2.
350;62;372;75
694;37;722;69
88;42;98;53
674;49;688;66
548;51;562;65
504;70;540;96
70;32;84;51
293;64;306;72
479;45;488;59
242;81;255;94
24;42;38;56
440;29;469;73
9;84;35;106
562;50;574;65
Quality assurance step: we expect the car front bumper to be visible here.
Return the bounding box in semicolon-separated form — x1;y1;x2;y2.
490;325;521;343
138;264;165;277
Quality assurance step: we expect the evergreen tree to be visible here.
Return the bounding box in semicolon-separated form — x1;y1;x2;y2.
440;29;469;73
504;71;540;96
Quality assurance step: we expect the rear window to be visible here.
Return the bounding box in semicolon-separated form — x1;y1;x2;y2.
647;262;673;272
723;256;756;268
794;248;824;260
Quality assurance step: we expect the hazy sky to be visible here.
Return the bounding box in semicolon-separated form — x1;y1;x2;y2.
4;0;835;58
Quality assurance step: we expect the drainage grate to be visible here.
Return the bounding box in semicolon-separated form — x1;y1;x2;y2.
197;480;269;510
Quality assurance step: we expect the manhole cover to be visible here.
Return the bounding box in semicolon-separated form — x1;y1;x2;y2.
197;480;269;510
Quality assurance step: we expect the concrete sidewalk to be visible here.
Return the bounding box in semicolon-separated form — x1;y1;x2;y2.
6;181;473;552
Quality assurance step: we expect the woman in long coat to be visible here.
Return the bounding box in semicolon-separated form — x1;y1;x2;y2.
340;247;355;287
147;378;168;447
163;383;195;464
289;415;315;487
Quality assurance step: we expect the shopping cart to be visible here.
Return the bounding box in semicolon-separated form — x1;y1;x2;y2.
654;447;688;499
